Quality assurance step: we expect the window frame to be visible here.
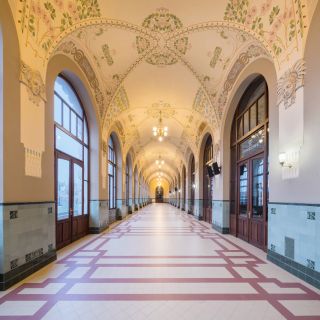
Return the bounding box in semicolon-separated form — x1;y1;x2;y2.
54;75;90;220
108;136;117;209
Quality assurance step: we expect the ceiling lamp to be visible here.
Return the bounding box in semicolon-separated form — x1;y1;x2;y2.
155;155;165;166
152;110;168;142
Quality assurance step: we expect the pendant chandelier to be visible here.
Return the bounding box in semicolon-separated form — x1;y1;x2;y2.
155;155;165;167
152;110;168;142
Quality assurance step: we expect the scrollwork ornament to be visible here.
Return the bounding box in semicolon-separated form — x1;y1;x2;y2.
20;61;46;105
277;59;306;109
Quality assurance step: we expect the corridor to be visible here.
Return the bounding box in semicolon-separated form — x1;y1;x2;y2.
0;204;319;319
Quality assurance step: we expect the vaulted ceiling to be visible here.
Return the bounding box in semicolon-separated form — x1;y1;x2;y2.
10;0;316;185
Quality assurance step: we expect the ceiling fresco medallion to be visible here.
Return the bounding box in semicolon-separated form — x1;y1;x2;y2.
136;8;188;66
146;101;176;118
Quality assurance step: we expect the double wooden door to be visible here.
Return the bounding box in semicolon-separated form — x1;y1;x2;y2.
55;153;88;249
237;154;267;249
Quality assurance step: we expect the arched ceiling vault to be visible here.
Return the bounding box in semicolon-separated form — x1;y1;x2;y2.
10;0;313;189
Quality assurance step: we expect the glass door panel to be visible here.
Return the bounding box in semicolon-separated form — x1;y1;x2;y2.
239;163;248;216
57;158;70;221
73;163;83;217
252;158;264;217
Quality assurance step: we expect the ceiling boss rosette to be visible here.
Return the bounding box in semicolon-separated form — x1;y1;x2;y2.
136;8;189;66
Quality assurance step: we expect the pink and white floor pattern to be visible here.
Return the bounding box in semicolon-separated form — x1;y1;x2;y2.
0;204;319;319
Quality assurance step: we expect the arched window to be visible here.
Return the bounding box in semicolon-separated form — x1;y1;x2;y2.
54;76;89;249
203;135;213;223
125;159;129;206
190;155;195;212
182;165;186;210
230;76;268;249
108;136;117;209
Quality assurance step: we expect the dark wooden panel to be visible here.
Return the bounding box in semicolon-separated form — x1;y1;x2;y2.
230;215;236;235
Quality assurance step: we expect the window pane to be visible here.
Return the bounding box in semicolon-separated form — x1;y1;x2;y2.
84;181;88;215
257;95;266;124
84;123;88;145
54;95;62;125
56;128;83;160
239;130;265;159
237;118;243;138
63;104;70;131
243;111;249;135
54;77;83;117
239;163;248;216
84;147;88;180
77;117;83;140
57;158;70;220
71;111;77;136
73;163;83;216
252;158;264;217
250;104;257;130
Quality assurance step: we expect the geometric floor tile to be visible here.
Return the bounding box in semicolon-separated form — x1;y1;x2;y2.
0;204;319;320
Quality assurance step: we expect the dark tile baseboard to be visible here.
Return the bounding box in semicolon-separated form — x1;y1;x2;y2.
0;251;57;291
267;250;320;290
212;223;230;234
89;225;108;234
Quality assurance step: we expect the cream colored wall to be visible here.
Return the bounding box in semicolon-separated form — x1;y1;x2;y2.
149;179;169;200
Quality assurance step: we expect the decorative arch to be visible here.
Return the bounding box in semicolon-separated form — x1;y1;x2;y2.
220;58;277;202
53;74;92;249
108;132;123;212
133;165;139;209
198;132;214;223
46;54;101;202
125;152;133;208
226;71;270;249
187;152;195;214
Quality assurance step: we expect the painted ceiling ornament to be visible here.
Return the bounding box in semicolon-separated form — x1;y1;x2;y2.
55;41;105;118
115;120;126;145
104;86;130;128
18;0;101;61
136;8;188;66
277;59;306;109
147;101;176;118
20;61;46;105
217;44;268;119
102;140;108;155
193;88;217;127
195;122;207;147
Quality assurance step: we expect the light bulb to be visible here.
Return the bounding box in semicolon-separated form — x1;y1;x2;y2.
152;127;157;132
153;132;157;137
164;132;168;137
159;136;163;142
164;127;168;131
156;160;159;165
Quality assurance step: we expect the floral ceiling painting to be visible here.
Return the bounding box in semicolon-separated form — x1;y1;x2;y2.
8;0;316;178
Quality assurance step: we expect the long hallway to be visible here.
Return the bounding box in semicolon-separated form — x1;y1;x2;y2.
0;204;318;319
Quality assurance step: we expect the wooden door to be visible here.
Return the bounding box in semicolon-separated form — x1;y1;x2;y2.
237;155;266;249
56;153;88;249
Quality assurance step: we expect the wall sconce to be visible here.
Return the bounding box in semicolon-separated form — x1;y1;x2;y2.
192;183;196;189
279;152;292;168
178;189;181;193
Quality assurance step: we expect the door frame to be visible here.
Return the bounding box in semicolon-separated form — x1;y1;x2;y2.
236;149;268;250
55;150;88;249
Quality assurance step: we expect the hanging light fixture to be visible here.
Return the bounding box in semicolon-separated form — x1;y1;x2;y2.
152;110;168;142
155;155;165;166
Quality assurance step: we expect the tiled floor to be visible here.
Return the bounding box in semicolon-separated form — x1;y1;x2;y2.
0;204;319;319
